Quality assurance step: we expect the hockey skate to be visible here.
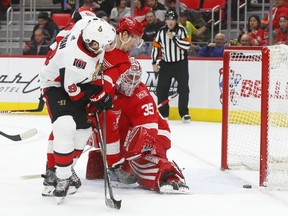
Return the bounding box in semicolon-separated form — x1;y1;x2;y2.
159;172;189;194
53;178;70;204
41;168;57;197
108;165;138;187
68;167;82;194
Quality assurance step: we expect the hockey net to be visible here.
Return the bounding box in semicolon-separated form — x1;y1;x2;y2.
221;45;288;189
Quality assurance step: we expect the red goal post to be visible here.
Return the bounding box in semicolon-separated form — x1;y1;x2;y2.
221;45;288;189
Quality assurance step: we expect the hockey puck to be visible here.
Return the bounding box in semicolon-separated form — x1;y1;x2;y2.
243;184;252;189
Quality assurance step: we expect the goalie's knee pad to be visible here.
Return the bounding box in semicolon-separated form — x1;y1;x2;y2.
86;150;104;180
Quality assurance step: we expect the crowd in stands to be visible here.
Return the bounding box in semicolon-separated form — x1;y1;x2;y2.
1;0;288;57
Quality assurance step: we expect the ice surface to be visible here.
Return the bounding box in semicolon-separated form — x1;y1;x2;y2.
1;114;288;216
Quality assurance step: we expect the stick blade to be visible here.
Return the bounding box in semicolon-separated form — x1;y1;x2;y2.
20;128;37;140
105;198;122;210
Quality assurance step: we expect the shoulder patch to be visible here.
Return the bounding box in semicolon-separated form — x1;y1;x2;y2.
136;90;149;99
73;58;87;69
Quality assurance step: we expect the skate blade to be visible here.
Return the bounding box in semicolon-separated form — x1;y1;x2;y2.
56;197;65;205
42;186;55;197
159;185;190;194
67;186;77;195
42;186;77;197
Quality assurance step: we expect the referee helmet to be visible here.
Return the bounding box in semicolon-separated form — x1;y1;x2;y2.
165;10;178;20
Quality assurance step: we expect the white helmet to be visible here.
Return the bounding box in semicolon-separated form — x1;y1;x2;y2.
82;18;116;54
116;57;142;97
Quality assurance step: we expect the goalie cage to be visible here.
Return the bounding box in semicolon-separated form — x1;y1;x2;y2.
221;45;288;189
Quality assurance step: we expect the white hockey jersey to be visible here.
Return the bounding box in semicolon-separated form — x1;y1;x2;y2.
40;32;103;101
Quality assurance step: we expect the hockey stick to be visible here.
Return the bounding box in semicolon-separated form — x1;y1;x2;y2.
157;93;178;109
94;111;121;210
0;128;37;141
0;97;45;114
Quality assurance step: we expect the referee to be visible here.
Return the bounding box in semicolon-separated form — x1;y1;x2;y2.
152;9;191;123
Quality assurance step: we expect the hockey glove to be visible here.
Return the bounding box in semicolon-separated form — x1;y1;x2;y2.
90;90;113;111
79;83;103;101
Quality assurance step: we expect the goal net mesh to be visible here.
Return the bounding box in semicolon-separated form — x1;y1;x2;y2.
224;45;288;188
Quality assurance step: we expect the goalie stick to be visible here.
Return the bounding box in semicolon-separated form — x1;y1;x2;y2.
94;111;122;210
157;93;178;109
0;128;37;141
0;97;45;114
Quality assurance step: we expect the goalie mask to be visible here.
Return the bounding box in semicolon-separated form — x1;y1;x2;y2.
82;18;116;54
116;58;142;97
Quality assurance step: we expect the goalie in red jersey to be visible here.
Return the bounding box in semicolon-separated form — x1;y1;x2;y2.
87;58;189;194
87;16;145;168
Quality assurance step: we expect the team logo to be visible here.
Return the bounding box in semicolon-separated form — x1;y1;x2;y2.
73;58;87;69
145;71;178;98
136;90;149;99
219;67;242;105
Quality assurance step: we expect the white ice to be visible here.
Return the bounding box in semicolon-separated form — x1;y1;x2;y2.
1;114;288;216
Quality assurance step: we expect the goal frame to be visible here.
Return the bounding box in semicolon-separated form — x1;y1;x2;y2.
221;46;269;186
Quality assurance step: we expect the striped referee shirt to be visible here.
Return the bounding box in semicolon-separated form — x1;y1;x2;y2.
151;24;191;64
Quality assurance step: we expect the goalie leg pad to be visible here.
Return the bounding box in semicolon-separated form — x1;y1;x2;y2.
130;155;189;193
86;150;104;180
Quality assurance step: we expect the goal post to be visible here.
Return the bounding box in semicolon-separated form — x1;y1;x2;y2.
221;45;288;189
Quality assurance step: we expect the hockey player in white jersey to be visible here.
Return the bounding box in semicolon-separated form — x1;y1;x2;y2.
40;18;116;203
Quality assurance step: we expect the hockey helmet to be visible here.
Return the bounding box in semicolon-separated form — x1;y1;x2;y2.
82;18;116;54
116;17;144;48
116;57;142;97
165;9;178;20
72;7;96;23
116;17;144;37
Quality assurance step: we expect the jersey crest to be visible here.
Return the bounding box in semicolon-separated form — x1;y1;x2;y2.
136;90;149;99
73;58;87;69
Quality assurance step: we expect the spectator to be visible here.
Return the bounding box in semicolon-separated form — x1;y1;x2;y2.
134;0;151;28
179;10;212;55
93;0;115;16
23;29;50;55
275;14;288;44
265;30;279;45
261;0;288;30
164;0;187;11
247;14;266;46
132;10;164;56
96;10;110;23
142;10;164;42
147;0;166;21
52;0;84;15
0;0;10;21
179;10;212;41
110;0;131;26
239;34;252;46
197;33;226;57
31;11;59;45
